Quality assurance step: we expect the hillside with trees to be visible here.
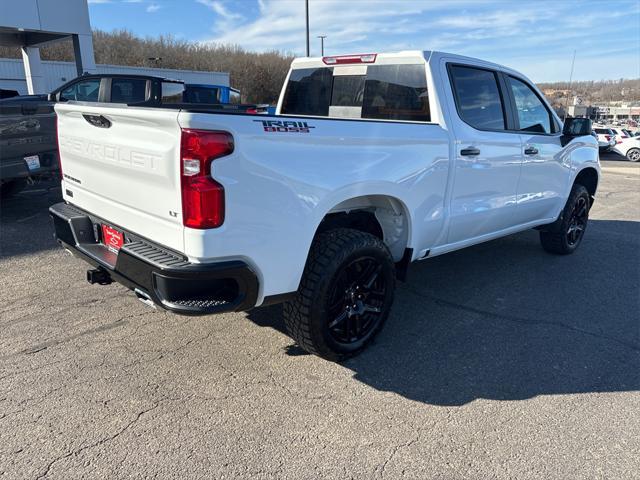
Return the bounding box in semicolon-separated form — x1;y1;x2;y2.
1;30;637;105
538;79;640;105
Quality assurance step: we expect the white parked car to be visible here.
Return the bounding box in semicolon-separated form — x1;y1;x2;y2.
50;50;600;360
609;127;631;142
613;136;640;162
594;127;616;151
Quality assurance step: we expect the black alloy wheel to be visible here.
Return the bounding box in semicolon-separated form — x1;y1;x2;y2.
326;256;387;345
566;195;588;247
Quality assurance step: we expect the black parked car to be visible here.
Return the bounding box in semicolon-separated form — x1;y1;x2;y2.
0;95;58;198
47;73;266;112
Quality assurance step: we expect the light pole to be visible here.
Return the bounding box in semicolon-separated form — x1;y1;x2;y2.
317;35;326;56
305;0;310;57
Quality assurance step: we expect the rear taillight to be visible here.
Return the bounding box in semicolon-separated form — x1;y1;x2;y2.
55;114;63;179
322;53;377;65
180;129;234;229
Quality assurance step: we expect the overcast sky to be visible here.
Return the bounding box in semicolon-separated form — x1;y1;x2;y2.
88;0;640;83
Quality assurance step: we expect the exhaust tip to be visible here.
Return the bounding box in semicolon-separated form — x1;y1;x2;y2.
134;288;157;309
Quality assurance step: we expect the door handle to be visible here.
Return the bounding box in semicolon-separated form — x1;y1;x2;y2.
524;146;539;155
460;147;481;156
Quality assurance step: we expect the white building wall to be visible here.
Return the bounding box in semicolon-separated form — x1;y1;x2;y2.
0;58;230;94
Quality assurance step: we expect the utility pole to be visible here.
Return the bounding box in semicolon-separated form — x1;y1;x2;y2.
317;35;326;56
305;0;310;57
563;49;577;120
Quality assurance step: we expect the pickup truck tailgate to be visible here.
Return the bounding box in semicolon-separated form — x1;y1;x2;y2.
56;103;184;252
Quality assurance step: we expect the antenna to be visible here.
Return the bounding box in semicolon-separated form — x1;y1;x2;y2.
563;50;577;120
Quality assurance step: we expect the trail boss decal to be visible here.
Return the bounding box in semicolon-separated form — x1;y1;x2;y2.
254;120;315;133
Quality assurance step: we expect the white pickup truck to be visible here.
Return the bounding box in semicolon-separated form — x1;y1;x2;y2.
50;50;600;361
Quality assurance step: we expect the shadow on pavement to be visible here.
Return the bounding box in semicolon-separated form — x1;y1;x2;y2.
0;178;62;258
248;219;640;405
3;175;639;406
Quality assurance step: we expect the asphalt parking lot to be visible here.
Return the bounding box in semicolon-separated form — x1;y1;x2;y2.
1;153;638;479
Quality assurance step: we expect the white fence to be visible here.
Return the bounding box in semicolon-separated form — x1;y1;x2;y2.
0;58;229;94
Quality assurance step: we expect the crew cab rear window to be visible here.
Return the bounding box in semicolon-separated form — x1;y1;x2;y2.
449;65;505;130
331;75;365;107
280;68;333;116
281;64;430;122
362;65;430;121
110;78;148;103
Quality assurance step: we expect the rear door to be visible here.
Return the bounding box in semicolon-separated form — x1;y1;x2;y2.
56;102;184;251
445;62;523;244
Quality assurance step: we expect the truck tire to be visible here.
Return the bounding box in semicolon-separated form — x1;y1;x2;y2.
626;148;640;162
283;228;395;361
0;179;27;199
539;183;590;255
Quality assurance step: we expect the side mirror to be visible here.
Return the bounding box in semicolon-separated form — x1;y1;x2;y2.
47;92;56;102
561;118;592;146
562;117;592;137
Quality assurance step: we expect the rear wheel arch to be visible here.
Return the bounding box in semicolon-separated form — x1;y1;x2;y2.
313;194;411;263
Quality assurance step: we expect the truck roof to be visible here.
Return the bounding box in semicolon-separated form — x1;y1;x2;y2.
290;50;522;78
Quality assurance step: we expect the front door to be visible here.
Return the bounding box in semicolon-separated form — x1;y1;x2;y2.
504;75;570;224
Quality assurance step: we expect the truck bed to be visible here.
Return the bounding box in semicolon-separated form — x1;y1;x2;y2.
54;101;450;301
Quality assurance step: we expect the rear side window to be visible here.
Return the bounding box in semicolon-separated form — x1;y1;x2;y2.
281;68;333;116
507;76;553;134
110;78;148;103
362;64;430;121
449;65;505;130
162;82;185;104
59;79;100;102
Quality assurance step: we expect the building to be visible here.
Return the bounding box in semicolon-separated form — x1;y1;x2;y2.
0;0;96;94
0;0;228;95
567;105;596;118
0;58;229;94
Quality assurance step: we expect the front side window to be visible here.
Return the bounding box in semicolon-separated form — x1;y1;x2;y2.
59;79;100;102
508;76;553;134
110;78;148;103
280;67;333;116
449;65;505;130
362;64;430;121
